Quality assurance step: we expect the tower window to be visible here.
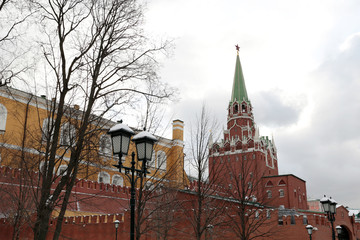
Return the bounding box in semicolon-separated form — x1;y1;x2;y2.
242;104;246;112
234;104;238;114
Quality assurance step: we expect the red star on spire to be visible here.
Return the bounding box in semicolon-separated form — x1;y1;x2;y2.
235;44;240;51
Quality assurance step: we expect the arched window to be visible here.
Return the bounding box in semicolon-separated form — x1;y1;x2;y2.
267;190;272;198
57;165;67;176
60;122;76;146
0;104;7;132
156;150;167;170
279;189;285;197
234;104;238;114
98;171;110;184
112;174;123;186
39;162;47;174
42;118;55;142
265;180;274;187
242;104;247;113
278;179;286;186
99;134;111;155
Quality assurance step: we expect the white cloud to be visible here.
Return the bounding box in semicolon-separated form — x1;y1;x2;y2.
145;0;360;208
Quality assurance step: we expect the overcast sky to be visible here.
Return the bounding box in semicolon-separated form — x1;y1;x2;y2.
143;0;360;208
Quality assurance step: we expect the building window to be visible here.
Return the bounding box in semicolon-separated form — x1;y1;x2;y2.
267;190;272;199
112;175;124;186
266;209;271;219
99;134;111;155
229;184;232;189
60;122;76;146
156;151;167;170
250;172;253;178
255;210;259;219
57;165;67;176
0;104;7;133
98;171;110;184
39;162;47;174
42;118;55;142
234;104;238;114
248;182;252;189
279;189;285;197
243;155;247;160
265;180;274;187
236;156;239;162
253;153;256;159
278;179;286;186
242;104;246;113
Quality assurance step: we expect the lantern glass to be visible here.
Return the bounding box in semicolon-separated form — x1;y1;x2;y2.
136;142;146;161
320;196;331;213
108;123;134;156
114;220;120;229
146;142;154;160
306;225;313;235
336;226;342;235
121;135;131;155
132;130;157;162
330;202;337;214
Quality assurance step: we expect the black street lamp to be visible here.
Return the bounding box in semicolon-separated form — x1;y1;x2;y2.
114;219;120;240
320;195;337;240
306;225;314;240
108;122;157;240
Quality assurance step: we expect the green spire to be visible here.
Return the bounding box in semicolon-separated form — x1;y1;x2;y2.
230;49;249;104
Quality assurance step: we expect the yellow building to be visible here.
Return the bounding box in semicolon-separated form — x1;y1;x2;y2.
0;86;188;189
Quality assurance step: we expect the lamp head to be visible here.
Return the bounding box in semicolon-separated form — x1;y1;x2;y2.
114;219;120;229
306;225;313;235
108;122;135;156
320;195;331;213
132;130;157;162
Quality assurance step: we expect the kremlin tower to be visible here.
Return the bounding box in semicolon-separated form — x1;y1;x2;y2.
209;46;307;210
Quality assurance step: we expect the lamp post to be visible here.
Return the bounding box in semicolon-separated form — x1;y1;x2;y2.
306;225;314;240
320;195;337;240
114;220;120;240
108;122;157;240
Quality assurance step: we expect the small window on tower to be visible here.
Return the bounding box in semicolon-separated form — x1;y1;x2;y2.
234;104;238;114
242;104;246;113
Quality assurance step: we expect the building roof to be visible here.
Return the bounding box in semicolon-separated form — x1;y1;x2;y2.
262;174;306;183
230;50;249;104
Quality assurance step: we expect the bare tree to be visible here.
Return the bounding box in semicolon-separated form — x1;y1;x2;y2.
222;153;278;240
181;105;228;240
3;0;175;239
0;0;33;86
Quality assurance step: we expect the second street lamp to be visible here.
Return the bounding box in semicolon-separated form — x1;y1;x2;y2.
320;195;337;240
306;225;314;240
108;122;157;240
114;220;120;240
